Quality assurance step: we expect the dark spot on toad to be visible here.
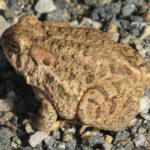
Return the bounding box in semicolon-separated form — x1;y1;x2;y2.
46;73;54;84
43;58;50;65
86;72;95;84
88;98;98;105
68;72;76;80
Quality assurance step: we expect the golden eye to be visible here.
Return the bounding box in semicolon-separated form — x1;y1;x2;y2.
10;42;20;54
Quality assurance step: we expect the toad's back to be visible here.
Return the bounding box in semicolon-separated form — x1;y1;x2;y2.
32;23;150;122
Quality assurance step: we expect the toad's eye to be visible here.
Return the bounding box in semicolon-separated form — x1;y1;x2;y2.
10;42;20;54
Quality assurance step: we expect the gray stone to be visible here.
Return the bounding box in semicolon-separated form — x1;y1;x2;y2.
0;112;15;125
0;98;14;112
34;0;56;14
84;0;112;5
0;0;6;10
141;113;150;121
0;127;13;150
88;132;104;147
65;140;76;150
131;126;138;134
111;3;121;14
124;141;134;150
52;129;60;140
0;15;10;37
141;25;150;40
46;9;69;20
80;17;102;29
25;122;34;134
139;96;150;114
53;141;66;149
115;130;130;142
80;144;93;150
134;134;146;147
122;4;136;17
103;143;113;150
7;0;17;9
22;146;33;150
29;131;48;147
138;127;146;134
125;0;138;5
46;145;55;150
84;0;97;5
44;136;55;146
34;143;43;150
4;7;16;19
63;128;76;142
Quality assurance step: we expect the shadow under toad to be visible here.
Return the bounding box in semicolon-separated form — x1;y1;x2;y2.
0;45;41;121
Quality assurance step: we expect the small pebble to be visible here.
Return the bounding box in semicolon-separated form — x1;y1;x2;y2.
122;4;136;17
111;3;121;14
4;7;16;19
140;113;150;121
84;0;112;5
108;23;120;42
124;141;134;150
45;9;68;20
108;23;118;33
7;0;17;9
3;112;14;122
11;141;18;149
0;127;13;150
88;132;104;147
0;15;10;36
105;135;113;143
44;136;55;146
141;25;150;39
34;0;56;14
12;136;21;146
52;129;61;140
25;122;34;134
103;143;113;150
0;99;14;112
63;131;74;142
134;134;146;147
125;0;138;5
115;130;130;142
97;0;112;5
22;147;33;150
65;140;76;150
0;0;6;10
80;17;102;29
54;141;66;149
84;0;99;5
29;131;48;147
139;96;150;114
138;127;146;134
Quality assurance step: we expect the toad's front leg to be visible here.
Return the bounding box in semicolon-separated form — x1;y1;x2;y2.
30;86;63;133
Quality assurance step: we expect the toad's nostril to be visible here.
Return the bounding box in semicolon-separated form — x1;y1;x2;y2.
10;42;20;54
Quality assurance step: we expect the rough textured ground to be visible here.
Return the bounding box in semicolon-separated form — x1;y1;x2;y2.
0;0;150;150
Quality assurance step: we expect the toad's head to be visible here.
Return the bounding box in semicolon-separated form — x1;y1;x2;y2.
0;14;43;73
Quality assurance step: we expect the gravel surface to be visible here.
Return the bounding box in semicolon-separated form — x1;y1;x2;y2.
0;0;150;149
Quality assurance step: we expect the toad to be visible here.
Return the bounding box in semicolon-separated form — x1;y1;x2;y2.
1;14;150;132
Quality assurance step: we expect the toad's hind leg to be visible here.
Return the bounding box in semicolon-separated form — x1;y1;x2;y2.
77;88;106;126
77;87;139;131
30;87;61;132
